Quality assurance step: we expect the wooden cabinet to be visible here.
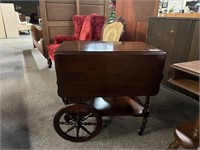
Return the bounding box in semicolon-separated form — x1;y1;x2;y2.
146;17;199;85
116;0;159;42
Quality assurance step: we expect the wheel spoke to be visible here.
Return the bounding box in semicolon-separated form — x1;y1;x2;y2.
59;121;73;125
65;124;76;133
76;127;80;138
81;125;91;135
66;113;75;121
82;122;97;126
81;113;93;121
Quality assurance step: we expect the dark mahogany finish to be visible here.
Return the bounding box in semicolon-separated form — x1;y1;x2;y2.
54;41;166;142
168;116;199;149
55;41;165;97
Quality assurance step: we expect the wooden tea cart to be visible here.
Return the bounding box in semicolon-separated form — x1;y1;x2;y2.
53;41;166;142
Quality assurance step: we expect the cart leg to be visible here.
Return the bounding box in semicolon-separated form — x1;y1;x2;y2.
138;96;150;135
62;98;69;105
167;140;180;149
48;58;52;68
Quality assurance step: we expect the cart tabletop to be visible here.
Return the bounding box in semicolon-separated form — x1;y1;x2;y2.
56;41;164;53
55;41;166;98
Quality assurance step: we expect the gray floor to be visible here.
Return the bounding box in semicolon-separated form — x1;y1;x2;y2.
0;34;199;149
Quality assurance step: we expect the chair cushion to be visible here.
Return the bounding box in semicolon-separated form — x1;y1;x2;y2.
92;16;106;40
79;13;98;41
73;15;87;38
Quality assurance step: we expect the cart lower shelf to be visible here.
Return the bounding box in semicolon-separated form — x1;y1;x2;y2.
72;96;145;117
53;96;149;142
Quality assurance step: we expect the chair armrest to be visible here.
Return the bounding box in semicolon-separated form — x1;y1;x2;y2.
31;25;43;41
54;35;79;44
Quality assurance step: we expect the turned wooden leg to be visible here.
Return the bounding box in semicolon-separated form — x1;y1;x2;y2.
168;116;199;149
138;96;150;135
62;98;69;105
168;140;180;149
48;58;52;68
138;114;148;135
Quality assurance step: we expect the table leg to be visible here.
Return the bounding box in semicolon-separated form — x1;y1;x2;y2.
168;140;180;149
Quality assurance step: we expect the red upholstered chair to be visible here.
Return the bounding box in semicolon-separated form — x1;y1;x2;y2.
47;13;106;68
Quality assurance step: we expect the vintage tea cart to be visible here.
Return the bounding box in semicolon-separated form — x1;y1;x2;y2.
53;41;166;142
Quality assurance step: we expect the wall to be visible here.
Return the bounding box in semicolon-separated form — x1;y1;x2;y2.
1;1;39;15
160;0;200;13
0;3;19;38
116;0;159;42
0;7;6;38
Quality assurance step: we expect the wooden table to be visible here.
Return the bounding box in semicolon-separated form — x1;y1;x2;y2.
167;60;199;149
168;60;200;96
53;41;166;142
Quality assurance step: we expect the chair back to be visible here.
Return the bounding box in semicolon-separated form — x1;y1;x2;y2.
73;15;87;38
102;17;125;42
79;13;106;41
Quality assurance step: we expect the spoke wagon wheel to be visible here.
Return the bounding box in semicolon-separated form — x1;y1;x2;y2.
53;103;102;142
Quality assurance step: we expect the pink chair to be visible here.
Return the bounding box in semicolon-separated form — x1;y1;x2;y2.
47;13;106;68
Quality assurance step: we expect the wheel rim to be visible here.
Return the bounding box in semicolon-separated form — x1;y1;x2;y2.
54;103;102;142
